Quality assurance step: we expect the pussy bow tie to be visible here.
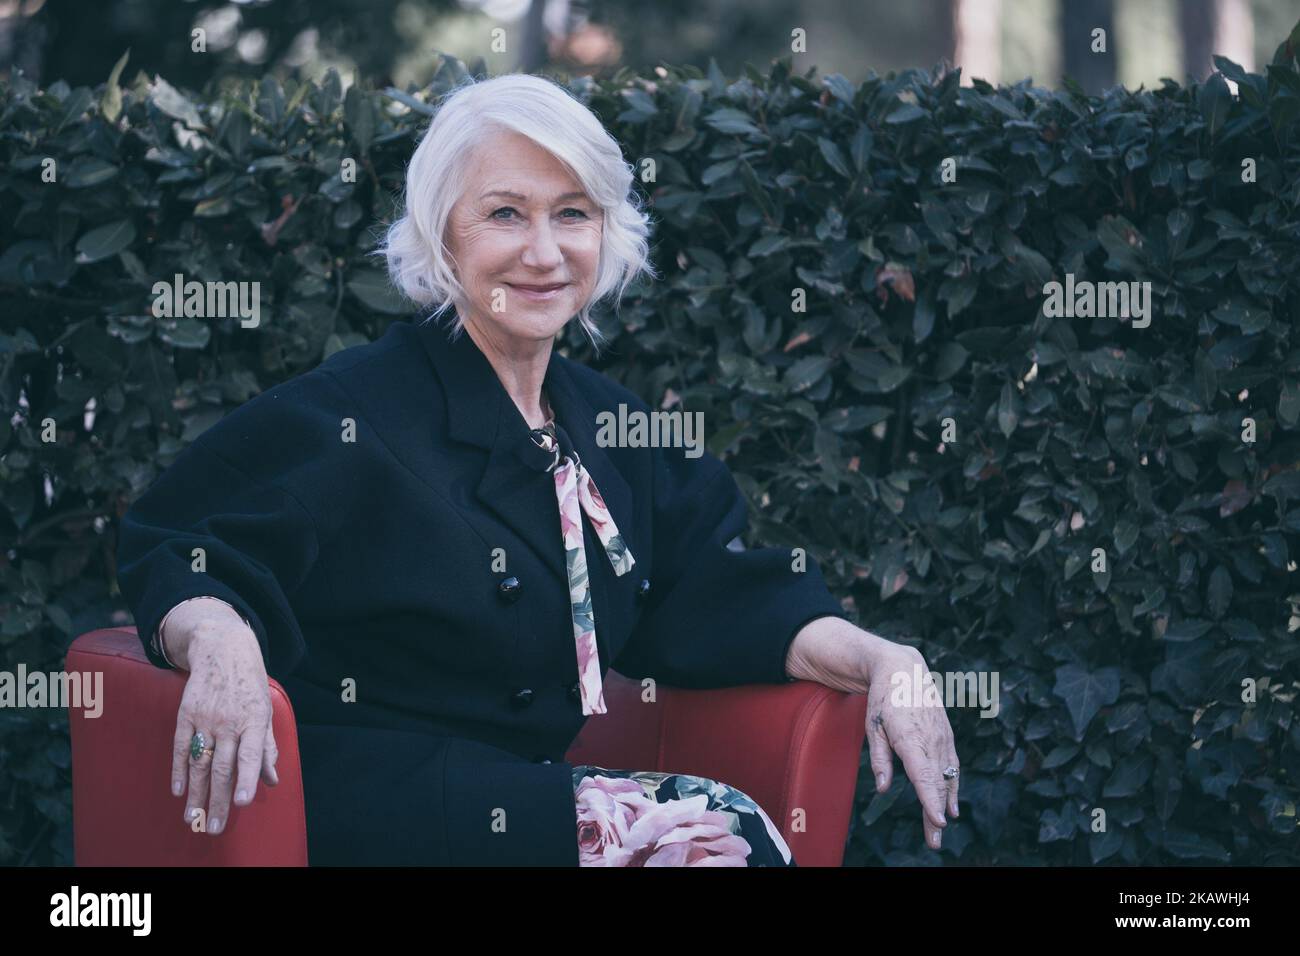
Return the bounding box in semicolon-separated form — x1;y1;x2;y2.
528;420;635;716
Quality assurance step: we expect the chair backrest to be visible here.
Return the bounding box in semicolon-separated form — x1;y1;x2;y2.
566;670;867;867
66;628;308;866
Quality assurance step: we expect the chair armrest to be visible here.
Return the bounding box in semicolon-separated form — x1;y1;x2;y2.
65;627;308;866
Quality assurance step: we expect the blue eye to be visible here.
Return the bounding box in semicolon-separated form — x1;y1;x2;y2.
560;208;588;220
491;207;517;220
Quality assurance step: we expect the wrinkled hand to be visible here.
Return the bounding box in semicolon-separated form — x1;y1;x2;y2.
163;599;279;836
862;641;960;851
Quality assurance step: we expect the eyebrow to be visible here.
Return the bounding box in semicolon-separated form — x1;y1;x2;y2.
479;189;592;204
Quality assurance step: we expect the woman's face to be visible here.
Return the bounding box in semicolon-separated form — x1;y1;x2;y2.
444;129;604;345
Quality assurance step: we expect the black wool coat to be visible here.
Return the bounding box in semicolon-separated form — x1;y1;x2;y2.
115;314;849;866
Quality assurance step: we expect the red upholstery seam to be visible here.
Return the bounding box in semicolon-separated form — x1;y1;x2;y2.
780;688;833;843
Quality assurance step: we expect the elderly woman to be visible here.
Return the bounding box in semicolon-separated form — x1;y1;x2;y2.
116;73;960;866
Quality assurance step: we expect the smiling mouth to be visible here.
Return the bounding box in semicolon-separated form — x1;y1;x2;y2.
508;282;569;293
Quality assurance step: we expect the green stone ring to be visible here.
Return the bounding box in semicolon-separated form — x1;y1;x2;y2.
190;732;214;761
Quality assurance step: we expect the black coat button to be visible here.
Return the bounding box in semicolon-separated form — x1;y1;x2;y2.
509;687;534;709
498;576;522;604
568;681;582;705
636;578;651;601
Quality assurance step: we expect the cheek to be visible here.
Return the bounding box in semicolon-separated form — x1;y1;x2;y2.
565;226;604;274
457;226;520;276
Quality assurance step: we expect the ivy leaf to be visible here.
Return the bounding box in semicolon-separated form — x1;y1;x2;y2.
1102;754;1153;798
1041;744;1080;769
783;355;833;393
849;123;873;171
962;775;1017;843
885;103;926;124
1113;519;1139;554
157;318;211;350
1096;215;1147;273
380;86;434;116
933;342;969;381
1219;479;1253;517
1164;618;1214;641
1053;665;1121;740
861;777;903;826
880;564;909;600
1038;807;1074;843
66;157;120;188
347;270;409;314
704;107;761;136
150;75;205;129
1263;469;1300;501
997;381;1020;437
1089;826;1125;863
344;85;375;153
913;286;936;344
1161;828;1230;862
1206;566;1233;620
1278;380;1300;427
1133;587;1166;617
817;137;851;178
75;219;136;264
1198;72;1232;137
749;233;790;257
100;48;129;124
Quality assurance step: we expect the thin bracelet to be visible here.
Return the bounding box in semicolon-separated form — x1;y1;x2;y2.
154;596;252;668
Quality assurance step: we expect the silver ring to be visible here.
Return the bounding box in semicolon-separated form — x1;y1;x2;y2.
942;766;959;780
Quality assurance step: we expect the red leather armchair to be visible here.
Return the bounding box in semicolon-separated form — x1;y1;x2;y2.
66;627;867;866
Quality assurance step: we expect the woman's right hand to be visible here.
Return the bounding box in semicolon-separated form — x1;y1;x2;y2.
161;598;280;836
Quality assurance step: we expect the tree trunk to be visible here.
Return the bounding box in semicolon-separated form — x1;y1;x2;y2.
933;0;957;74
953;0;1002;85
1062;0;1116;95
1182;0;1255;84
1179;0;1216;81
518;0;550;73
1213;0;1254;76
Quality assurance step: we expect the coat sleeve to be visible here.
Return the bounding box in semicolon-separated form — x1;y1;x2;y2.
115;371;354;676
611;440;850;689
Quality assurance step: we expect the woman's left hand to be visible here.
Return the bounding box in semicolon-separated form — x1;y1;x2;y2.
786;617;960;851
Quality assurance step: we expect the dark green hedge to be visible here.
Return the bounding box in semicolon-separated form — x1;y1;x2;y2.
3;26;1300;865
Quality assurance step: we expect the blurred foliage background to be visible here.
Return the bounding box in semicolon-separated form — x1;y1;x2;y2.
3;0;1300;93
1;1;1299;867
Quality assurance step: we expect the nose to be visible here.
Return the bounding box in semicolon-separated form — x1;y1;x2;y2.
520;217;564;271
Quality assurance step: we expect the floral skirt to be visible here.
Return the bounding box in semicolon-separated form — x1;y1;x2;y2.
572;765;796;866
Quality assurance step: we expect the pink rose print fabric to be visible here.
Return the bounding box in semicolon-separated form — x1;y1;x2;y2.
572;766;796;867
528;417;635;716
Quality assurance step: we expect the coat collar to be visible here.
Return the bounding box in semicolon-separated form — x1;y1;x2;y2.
413;312;635;587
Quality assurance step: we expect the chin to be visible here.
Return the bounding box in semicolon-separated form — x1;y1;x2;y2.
484;307;574;343
513;294;584;330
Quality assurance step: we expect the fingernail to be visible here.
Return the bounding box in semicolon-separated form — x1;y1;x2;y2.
236;789;248;804
876;773;885;790
931;831;941;848
172;780;182;796
209;817;222;834
186;807;199;821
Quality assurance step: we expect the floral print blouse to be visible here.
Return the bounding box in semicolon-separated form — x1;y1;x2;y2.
529;408;796;867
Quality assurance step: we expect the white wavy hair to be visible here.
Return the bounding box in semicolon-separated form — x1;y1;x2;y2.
376;72;657;349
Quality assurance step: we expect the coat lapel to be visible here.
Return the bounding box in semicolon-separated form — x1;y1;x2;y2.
414;314;635;589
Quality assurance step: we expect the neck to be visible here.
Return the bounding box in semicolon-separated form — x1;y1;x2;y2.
461;318;554;430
